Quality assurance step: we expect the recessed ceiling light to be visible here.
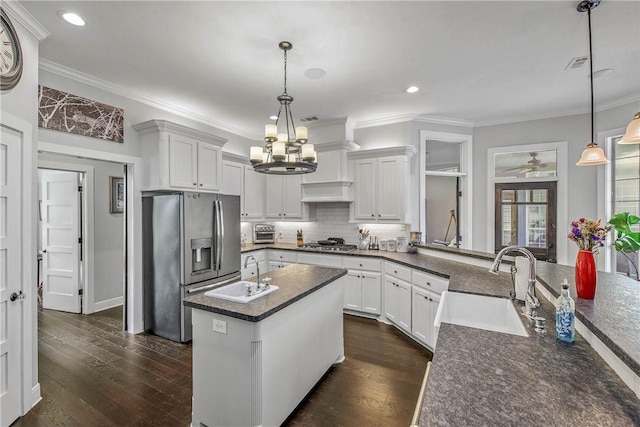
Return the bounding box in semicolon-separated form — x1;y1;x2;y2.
590;68;613;79
269;115;278;120
304;68;326;80
405;86;419;94
58;11;86;26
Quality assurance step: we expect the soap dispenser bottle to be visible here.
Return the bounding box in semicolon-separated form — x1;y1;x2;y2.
556;279;575;343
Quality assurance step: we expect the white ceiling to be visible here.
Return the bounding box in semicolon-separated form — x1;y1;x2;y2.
20;1;640;140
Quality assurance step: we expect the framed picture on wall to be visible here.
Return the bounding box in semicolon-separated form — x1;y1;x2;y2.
110;176;124;214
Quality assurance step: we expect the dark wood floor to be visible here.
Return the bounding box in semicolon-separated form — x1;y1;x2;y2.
13;307;432;427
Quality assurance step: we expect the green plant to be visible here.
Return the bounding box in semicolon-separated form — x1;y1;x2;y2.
608;212;640;281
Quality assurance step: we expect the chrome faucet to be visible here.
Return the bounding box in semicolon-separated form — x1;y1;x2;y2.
244;255;260;293
489;245;540;318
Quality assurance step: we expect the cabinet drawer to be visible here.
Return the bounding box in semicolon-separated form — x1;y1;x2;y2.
268;250;297;263
412;270;449;294
342;257;381;271
385;262;412;282
297;253;342;268
241;250;265;263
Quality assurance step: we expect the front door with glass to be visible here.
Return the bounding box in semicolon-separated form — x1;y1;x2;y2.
495;182;557;262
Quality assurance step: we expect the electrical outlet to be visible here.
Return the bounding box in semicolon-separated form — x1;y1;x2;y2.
212;319;227;334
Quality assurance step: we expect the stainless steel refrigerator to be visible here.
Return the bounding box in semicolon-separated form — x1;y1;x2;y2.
142;191;241;342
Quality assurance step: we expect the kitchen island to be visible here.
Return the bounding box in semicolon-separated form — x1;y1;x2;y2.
183;264;347;427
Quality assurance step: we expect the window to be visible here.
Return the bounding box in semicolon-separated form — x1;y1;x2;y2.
611;137;639;277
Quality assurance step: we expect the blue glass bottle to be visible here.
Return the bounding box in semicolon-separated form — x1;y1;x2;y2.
556;279;575;343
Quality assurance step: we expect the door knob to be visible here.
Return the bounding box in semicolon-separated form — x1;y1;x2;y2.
10;291;26;302
42;249;47;253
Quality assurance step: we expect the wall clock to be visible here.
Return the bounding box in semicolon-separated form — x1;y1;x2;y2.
0;8;23;91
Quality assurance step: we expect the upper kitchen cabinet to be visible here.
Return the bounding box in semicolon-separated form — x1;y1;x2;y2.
222;154;265;220
347;146;416;223
265;174;304;220
133;120;227;192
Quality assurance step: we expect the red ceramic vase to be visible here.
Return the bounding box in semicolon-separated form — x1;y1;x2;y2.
575;250;597;299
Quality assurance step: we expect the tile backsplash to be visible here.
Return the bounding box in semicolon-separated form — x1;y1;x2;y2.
242;203;410;245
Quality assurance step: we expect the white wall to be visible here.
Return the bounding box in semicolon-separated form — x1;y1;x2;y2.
473;101;639;265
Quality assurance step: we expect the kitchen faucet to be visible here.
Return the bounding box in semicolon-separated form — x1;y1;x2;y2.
489;245;540;318
244;255;260;291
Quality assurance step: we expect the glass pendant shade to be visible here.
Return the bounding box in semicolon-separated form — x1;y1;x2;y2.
576;143;609;166
619;112;640;144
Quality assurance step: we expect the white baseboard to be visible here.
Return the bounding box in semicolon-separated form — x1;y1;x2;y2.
94;296;124;312
29;383;42;411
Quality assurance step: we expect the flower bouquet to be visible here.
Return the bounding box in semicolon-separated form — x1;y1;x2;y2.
568;218;612;299
567;218;612;252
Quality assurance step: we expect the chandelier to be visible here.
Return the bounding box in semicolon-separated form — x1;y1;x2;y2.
250;41;317;174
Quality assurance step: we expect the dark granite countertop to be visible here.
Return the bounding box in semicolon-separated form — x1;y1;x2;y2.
240;242;640;423
184;264;347;322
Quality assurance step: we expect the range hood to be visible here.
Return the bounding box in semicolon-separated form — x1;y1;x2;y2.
301;180;353;202
301;139;359;203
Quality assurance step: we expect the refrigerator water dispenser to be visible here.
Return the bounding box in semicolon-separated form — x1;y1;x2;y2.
191;237;212;273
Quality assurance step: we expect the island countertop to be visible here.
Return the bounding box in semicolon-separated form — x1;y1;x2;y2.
184;264;347;322
240;242;640;424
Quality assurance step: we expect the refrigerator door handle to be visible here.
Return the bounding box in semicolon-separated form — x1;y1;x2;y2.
218;200;224;270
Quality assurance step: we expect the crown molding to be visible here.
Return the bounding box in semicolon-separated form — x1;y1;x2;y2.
347;145;417;160
353;113;418;129
306;117;350;129
314;140;360;153
222;151;250;164
474;94;640;128
412;115;474;128
132;119;228;146
2;1;50;40
39;59;261;140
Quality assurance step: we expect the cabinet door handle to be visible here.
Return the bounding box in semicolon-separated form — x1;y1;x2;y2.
283;213;286;216
193;182;197;186
199;183;203;186
427;282;431;286
371;214;375;217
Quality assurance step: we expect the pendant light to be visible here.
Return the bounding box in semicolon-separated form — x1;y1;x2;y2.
576;0;609;166
619;112;640;144
250;41;317;175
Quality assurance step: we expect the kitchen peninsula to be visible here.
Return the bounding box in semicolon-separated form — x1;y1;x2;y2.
184;264;347;427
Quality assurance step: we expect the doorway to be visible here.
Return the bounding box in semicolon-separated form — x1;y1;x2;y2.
38;153;126;327
425;175;460;246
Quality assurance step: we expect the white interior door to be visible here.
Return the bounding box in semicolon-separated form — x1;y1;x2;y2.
41;171;82;313
0;127;22;426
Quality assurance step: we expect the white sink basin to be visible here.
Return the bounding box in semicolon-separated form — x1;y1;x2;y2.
434;291;529;337
205;281;279;303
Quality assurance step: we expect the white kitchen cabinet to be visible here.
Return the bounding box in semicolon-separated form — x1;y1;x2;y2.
343;257;382;315
265;174;303;219
384;275;412;333
223;159;265;220
412;286;440;350
267;250;297;271
134;119;227;192
243;165;265;219
344;270;382;315
348;147;415;223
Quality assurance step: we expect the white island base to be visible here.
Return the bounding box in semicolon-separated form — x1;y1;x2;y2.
191;276;345;427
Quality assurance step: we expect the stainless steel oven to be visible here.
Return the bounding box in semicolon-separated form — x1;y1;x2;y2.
253;224;275;243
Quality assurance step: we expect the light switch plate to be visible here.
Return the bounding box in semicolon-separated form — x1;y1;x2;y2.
213;319;227;334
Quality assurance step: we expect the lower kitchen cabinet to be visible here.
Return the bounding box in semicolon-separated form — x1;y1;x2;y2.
344;270;381;315
384;275;412;333
412;286;440;350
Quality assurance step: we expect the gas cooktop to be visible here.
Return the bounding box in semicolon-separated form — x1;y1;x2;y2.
301;239;357;253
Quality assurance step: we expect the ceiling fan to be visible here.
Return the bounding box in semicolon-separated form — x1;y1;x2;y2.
500;152;550;175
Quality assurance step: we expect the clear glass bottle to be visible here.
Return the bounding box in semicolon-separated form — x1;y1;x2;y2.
556;279;575;343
